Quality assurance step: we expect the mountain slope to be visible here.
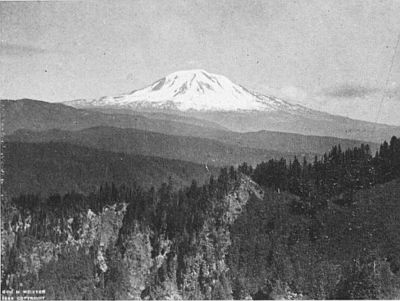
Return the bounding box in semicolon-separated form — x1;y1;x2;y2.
66;69;306;112
0;98;226;135
197;128;379;154
2;142;217;197
5;127;306;166
186;110;400;143
2;98;377;155
64;69;400;143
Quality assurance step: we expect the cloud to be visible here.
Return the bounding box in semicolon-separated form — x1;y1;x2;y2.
321;83;400;103
279;86;308;101
322;84;379;98
259;85;309;105
0;42;47;57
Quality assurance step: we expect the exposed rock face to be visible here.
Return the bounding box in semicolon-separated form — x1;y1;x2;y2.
223;176;264;224
166;175;264;300
1;174;264;300
122;223;153;299
1;201;127;290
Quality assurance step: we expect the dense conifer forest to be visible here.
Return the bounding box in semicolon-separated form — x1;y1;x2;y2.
250;136;400;211
2;136;400;299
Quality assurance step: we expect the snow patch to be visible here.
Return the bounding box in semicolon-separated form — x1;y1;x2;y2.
66;69;309;112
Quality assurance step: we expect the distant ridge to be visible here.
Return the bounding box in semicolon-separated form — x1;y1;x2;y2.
2;98;382;155
0;98;226;135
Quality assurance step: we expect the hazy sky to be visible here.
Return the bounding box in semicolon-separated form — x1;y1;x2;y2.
1;0;400;125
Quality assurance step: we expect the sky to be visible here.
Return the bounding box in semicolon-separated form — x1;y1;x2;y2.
1;0;400;125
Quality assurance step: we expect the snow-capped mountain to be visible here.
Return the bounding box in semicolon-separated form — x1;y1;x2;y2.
66;69;308;112
63;69;400;142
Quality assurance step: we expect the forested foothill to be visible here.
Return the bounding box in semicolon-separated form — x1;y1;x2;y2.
1;136;400;299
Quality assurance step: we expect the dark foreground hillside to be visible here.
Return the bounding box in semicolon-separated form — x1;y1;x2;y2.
2;172;400;300
2;142;217;197
2;139;400;300
229;179;400;299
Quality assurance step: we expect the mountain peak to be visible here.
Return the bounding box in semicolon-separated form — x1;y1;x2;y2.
65;69;307;112
162;69;227;86
145;69;236;100
168;69;211;76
